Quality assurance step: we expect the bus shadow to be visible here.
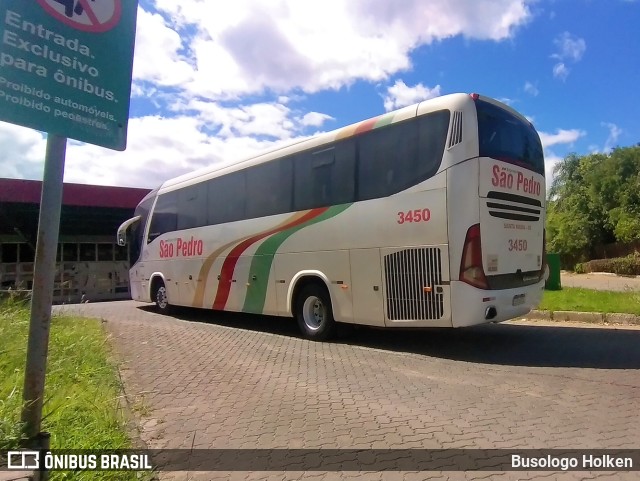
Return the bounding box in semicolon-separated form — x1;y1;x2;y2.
346;322;640;369
139;305;301;338
139;306;640;369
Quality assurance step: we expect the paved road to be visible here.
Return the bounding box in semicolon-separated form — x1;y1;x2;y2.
55;301;640;480
561;272;640;292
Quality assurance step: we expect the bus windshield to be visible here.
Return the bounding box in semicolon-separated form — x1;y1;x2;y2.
476;99;544;176
129;190;156;264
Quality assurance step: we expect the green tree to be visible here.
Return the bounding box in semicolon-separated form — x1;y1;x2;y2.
546;145;640;263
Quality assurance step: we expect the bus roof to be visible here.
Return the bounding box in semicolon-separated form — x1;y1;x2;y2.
158;93;477;194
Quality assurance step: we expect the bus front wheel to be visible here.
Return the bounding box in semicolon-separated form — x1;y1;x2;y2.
295;284;336;341
153;279;172;314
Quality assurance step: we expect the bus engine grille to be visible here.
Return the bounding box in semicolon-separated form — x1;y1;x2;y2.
384;247;444;320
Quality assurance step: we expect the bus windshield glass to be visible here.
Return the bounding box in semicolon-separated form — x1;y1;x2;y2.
476;99;544;176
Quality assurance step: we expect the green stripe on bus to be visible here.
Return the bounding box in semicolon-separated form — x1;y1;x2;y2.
242;204;352;314
373;114;395;129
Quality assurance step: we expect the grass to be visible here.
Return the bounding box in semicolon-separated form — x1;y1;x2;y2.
539;287;640;315
0;298;152;480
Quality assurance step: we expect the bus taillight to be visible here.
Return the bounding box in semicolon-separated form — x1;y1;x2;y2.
460;224;489;289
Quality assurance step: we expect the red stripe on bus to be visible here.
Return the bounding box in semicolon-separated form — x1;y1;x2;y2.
354;118;378;135
212;207;329;310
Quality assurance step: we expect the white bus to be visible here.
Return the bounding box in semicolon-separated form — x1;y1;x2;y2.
117;93;546;340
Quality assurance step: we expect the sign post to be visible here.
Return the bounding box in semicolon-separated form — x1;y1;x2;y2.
0;0;138;469
21;134;66;444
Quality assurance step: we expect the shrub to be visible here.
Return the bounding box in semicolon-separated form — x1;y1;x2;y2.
584;252;640;275
574;263;586;274
611;252;640;276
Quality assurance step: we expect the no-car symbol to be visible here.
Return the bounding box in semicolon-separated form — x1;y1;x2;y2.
37;0;122;33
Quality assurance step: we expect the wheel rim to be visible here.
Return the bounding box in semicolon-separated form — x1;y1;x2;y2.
302;295;325;331
156;286;168;309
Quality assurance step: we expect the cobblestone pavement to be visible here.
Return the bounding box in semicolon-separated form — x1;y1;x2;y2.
55;301;640;481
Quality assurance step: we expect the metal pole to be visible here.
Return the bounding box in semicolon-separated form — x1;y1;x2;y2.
21;134;67;447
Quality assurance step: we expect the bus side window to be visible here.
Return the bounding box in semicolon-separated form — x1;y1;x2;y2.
208;171;246;225
148;192;178;242
357;120;418;200
294;140;355;210
178;184;208;230
417;110;449;178
357;111;450;201
246;158;293;219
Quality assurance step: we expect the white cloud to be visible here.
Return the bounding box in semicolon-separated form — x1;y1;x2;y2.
539;128;585;148
552;32;586;62
524;81;539;96
174;100;297;139
0;123;47;180
553;62;569;81
539;128;585;193
498;97;515;106
131;8;195;88
146;0;533;97
61;115;290;188
301;112;335;128
550;32;585;80
383;80;441;112
602;122;622;152
0;0;537;188
544;150;563;193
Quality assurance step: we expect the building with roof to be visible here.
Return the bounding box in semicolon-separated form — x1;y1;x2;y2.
0;178;150;303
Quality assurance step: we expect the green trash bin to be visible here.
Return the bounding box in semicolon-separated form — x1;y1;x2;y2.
545;253;562;290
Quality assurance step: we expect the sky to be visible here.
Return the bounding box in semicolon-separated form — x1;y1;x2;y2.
1;0;639;192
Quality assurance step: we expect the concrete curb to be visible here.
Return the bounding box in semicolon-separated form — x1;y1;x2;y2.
528;309;640;326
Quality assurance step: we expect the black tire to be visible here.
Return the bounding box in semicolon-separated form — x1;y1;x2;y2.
153;279;172;314
295;284;336;341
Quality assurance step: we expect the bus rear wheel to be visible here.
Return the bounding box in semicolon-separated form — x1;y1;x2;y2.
295;284;336;341
153;279;172;314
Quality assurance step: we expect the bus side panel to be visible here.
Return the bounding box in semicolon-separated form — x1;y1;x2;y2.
129;262;149;302
247;255;280;316
349;248;385;327
446;159;480;281
223;255;251;312
446;158;482;326
274;250;352;322
178;258;207;308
